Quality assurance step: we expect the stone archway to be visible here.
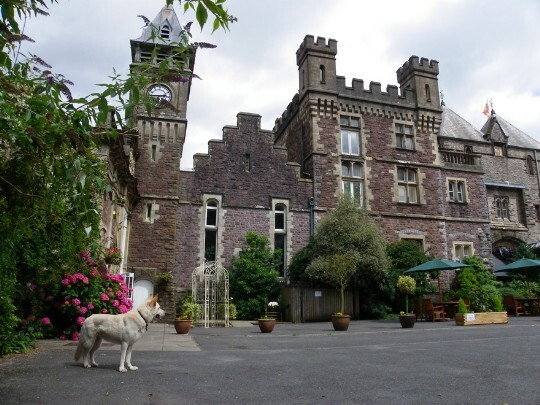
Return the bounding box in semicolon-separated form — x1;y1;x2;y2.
192;261;230;328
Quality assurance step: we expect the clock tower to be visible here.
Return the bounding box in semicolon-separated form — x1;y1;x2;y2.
126;5;196;316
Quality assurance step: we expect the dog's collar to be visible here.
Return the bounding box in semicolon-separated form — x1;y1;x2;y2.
137;309;150;331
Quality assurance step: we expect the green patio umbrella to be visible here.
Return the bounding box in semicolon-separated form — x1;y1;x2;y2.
493;258;540;274
404;259;469;302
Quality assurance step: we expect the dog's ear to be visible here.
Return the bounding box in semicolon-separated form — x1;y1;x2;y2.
150;294;159;306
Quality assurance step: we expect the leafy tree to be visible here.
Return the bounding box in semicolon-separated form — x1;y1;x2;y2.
307;253;357;314
298;198;390;317
229;232;281;320
0;0;234;353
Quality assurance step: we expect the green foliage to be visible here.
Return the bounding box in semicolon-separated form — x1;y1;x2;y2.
307;253;357;314
500;280;540;299
177;295;202;321
512;243;538;260
457;298;468;314
230;232;281;320
454;256;503;312
0;0;235;354
301;198;390;317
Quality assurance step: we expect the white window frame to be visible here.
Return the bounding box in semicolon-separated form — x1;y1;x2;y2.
341;161;364;207
448;178;467;203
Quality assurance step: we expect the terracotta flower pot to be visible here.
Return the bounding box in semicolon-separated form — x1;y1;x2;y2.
399;314;416;328
174;319;192;334
331;314;350;331
258;318;276;333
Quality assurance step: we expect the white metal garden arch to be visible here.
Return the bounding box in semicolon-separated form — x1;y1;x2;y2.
192;261;230;328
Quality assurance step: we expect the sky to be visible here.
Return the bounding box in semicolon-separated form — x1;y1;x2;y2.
20;0;540;169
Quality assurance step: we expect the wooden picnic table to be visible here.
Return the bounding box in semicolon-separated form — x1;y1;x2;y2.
516;298;540;315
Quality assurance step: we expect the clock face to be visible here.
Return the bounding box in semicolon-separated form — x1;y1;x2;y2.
147;84;172;106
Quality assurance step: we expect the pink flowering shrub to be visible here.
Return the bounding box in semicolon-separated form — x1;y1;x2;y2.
44;251;132;340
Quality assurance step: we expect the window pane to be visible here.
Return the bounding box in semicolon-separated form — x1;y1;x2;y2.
408;186;418;203
274;234;286;277
350;118;359;127
350;132;360;155
275;212;285;231
398;185;407;202
352;163;362;178
340;117;349;126
407;170;416;183
405;136;414;150
457;182;464;202
341;130;349;154
205;230;217;261
448;182;455;201
397;168;405;182
396;134;404;148
342;163;350;177
206;207;217;227
343;180;352;198
404;126;412;135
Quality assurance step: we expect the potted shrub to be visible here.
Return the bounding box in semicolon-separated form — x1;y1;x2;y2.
307;253;356;331
397;275;417;328
258;301;279;333
174;296;201;334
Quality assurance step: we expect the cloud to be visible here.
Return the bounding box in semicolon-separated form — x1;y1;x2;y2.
19;0;540;169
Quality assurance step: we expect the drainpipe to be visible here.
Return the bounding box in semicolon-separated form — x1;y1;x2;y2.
119;210;129;273
535;150;540;197
309;197;315;237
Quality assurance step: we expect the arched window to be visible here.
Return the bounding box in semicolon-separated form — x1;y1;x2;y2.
425;84;431;102
204;200;219;261
495;197;509;220
319;65;325;83
160;25;170;39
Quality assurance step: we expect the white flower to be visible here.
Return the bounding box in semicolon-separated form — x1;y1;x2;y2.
268;301;279;308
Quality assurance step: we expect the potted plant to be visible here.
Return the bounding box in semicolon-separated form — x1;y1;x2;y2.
174;295;201;334
307;253;357;331
103;247;122;265
258;301;278;333
397;275;417;328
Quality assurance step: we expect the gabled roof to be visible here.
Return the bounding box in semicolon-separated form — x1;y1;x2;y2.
439;105;487;143
481;113;540;150
132;5;185;45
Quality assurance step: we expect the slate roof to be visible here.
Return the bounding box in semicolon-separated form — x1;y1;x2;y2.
481;112;540;150
132;6;185;45
440;105;540;151
439;105;487;143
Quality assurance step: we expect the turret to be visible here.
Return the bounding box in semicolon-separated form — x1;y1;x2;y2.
396;56;440;111
296;35;338;98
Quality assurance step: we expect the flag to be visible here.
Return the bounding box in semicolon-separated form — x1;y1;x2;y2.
483;102;490;116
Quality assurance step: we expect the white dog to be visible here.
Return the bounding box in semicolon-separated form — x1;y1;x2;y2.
74;295;165;372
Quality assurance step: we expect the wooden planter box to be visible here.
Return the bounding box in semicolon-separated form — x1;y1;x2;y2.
455;312;508;326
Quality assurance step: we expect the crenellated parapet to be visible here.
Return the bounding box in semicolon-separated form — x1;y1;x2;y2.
336;77;416;105
396;56;439;83
296;35;337;65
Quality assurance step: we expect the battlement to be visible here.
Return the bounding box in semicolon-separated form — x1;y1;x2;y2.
397;55;439;83
296;35;338;65
336;77;416;105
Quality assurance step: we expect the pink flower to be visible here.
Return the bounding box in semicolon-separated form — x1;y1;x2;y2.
116;290;123;298
80;251;91;261
72;332;80;341
64;300;70;306
82;277;89;284
41;317;51;326
101;308;108;314
72;298;81;306
79;307;87;315
76;317;86;326
119;304;128;313
87;302;94;310
112;300;119;308
61;278;70;286
100;293;109;301
59;335;66;341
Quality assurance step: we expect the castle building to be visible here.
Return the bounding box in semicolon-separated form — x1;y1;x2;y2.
103;7;540;318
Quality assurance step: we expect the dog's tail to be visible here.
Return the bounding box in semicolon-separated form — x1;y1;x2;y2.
74;326;85;362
